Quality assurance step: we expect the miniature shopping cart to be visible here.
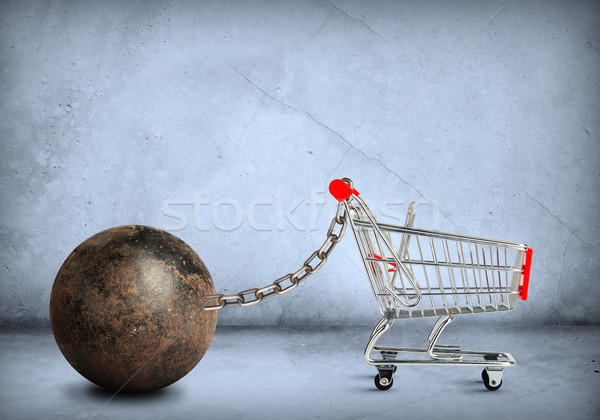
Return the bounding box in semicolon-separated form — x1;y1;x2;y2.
329;179;533;391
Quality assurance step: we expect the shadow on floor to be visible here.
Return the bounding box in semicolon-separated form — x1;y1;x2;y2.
63;381;184;404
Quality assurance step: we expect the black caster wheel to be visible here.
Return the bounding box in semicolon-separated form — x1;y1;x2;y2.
374;373;394;391
482;369;502;391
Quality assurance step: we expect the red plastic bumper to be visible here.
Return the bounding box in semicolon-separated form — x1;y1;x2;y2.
518;248;533;301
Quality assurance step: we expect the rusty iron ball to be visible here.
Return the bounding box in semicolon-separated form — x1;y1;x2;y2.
50;225;217;392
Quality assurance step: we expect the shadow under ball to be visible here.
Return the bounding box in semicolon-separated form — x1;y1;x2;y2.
50;225;217;392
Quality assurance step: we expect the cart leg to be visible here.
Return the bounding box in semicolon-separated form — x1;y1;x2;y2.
427;315;462;360
364;317;394;365
365;318;397;390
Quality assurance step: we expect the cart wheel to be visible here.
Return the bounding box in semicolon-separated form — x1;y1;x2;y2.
374;373;394;391
481;369;503;391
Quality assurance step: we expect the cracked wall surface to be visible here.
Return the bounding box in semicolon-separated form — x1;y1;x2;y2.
1;0;599;326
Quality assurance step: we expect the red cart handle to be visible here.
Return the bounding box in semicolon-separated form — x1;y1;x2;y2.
329;179;359;202
518;248;533;300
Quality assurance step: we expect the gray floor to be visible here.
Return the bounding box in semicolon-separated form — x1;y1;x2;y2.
1;323;599;420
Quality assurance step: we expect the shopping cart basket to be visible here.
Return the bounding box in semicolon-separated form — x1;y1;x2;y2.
329;178;533;391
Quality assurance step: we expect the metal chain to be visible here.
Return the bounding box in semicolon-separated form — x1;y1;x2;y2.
204;201;348;310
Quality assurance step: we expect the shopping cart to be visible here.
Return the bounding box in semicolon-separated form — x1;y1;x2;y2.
329;178;533;391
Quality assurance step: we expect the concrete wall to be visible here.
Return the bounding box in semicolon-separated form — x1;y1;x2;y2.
1;0;598;327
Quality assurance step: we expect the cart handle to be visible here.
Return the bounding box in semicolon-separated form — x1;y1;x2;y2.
329;179;359;202
518;248;533;301
352;193;423;308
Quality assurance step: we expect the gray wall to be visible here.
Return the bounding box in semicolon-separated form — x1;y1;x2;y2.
1;0;598;327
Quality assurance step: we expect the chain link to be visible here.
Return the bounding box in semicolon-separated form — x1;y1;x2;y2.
204;202;347;310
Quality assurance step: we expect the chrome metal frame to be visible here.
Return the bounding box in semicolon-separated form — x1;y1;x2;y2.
342;186;528;389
